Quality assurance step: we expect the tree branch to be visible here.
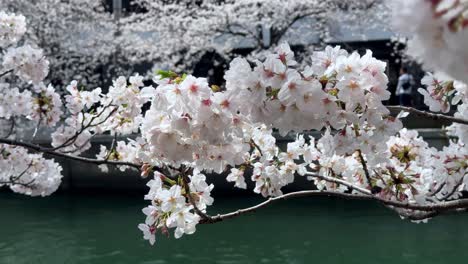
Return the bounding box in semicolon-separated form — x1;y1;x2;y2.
272;10;322;45
202;191;373;224
387;105;468;126
201;190;468;224
181;170;211;221
0;137;142;170
0;69;14;78
305;172;371;195
356;149;372;189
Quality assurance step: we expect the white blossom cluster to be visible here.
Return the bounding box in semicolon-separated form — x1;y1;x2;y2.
30;83;63;127
138;171;213;245
226;126;466;205
0;83;32;119
139;73;251;173
0;12;63;196
2;45;49;84
224;44;398;139
0;145;62;196
416;72;468;144
0;11;26;46
96;140;142;173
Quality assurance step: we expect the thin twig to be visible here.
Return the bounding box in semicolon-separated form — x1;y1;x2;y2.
387;105;468;126
305;172;371;195
105;133;118;161
10;160;34;182
49;104;117;151
181;169;211;221
250;139;263;157
356;149;372;189
0;69;13;78
2;118;15;138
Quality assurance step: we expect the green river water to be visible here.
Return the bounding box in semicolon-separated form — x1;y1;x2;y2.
1;192;467;264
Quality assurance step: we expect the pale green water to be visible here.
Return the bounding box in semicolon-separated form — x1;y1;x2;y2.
1;192;468;264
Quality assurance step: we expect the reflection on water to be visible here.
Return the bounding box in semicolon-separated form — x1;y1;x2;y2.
1;192;467;264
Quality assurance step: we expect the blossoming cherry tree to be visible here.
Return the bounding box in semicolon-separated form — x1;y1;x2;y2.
0;0;468;246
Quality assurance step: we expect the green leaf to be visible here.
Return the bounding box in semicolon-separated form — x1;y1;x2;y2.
156;70;178;79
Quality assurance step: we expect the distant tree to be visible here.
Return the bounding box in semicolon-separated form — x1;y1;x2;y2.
1;0;390;87
0;0;120;86
122;0;390;72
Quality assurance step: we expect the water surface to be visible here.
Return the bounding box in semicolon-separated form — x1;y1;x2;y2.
1;192;467;264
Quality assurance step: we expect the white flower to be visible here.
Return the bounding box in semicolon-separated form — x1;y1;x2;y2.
138;223;156;245
310;45;348;76
159;185;185;213
142;205;161;225
166;206;200;239
275;42;297;66
129;74;144;87
226;168;247;189
189;171;214;209
81;88;102;108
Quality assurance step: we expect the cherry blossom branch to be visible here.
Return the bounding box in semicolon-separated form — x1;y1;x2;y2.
272;10;322;45
201;191;372;224
0;137;142;170
305;172;371;195
181;170;211;221
201;190;468;224
0;69;13;78
0;160;36;187
249;139;263;156
9;160;34;182
387;105;468;126
49;104;118;151
356;149;372;189
0;179;36;187
105;134;118;160
441;177;464;200
1;118;16;138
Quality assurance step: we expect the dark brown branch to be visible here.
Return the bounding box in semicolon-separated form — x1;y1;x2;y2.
249;139;263;157
356;149;372;189
272;10;322;45
387;105;468;126
0;179;36;187
181;170;211;221
49;104;118;151
0;137;142;170
201;190;468;224
10;160;34;182
0;69;14;78
1;118;15;138
202;191;374;224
